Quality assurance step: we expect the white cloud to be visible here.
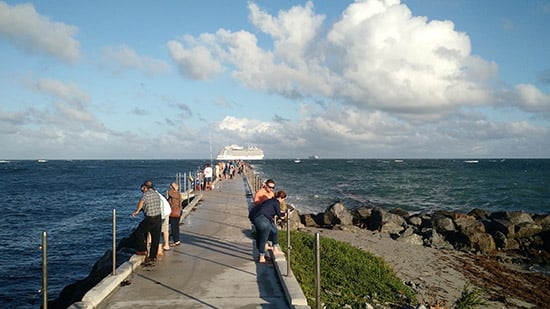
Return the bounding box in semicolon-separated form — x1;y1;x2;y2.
512;84;550;114
248;1;324;68
168;0;549;123
326;0;488;115
0;1;79;63
168;0;494;119
101;45;170;76
32;78;90;105
167;38;223;80
27;78;106;131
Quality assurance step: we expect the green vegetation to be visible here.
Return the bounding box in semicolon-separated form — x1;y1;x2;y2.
454;283;487;309
279;231;417;308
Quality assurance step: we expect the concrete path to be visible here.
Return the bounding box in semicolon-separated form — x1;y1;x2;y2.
96;175;293;308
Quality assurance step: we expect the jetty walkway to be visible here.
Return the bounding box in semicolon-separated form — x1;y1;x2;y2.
72;173;308;308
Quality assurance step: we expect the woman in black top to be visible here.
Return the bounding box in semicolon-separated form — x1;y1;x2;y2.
250;190;287;263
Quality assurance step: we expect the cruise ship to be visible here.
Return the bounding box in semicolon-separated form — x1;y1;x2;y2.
216;145;264;160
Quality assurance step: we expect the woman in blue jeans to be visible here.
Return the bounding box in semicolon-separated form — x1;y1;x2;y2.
251;190;287;263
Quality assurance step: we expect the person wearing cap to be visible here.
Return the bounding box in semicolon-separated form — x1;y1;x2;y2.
132;180;162;264
253;179;276;206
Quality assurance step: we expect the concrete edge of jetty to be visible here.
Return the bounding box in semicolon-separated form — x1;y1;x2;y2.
271;251;310;308
68;178;310;308
67;191;203;309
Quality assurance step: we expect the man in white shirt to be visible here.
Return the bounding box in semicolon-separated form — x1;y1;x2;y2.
204;163;213;190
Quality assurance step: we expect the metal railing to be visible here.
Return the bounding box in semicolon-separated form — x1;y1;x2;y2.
40;170;199;307
315;232;321;309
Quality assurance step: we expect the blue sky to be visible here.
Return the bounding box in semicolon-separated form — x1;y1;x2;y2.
1;0;549;159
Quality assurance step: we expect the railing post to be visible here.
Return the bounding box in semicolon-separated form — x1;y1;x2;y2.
286;208;291;277
315;232;321;309
184;172;187;199
112;208;116;275
42;231;48;309
188;171;192;205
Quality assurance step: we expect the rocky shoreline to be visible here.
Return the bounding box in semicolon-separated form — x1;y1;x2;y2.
285;203;550;308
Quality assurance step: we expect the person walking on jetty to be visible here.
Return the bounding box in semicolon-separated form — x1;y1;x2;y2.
249;190;287;263
167;182;182;247
253;179;276;206
160;191;171;253
203;163;213;190
132;180;162;265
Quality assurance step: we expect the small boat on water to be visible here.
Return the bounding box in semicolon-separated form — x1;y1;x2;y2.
216;145;264;160
37;159;48;163
294;159;301;163
464;160;479;163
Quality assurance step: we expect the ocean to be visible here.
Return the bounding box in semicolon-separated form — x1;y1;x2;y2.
1;159;548;308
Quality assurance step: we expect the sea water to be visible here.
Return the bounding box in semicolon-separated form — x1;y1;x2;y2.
252;159;549;214
0;159;548;308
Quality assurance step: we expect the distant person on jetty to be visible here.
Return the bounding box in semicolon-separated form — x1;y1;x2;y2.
249;190;287;263
160;191;171;253
215;162;222;181
253;179;276;206
223;161;230;179
168;182;182;247
132;180;162;264
203;163;213;190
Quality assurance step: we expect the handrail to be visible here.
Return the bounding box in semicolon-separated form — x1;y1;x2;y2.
41;169;199;308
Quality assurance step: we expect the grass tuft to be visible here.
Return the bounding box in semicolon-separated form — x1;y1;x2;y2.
454;283;487;309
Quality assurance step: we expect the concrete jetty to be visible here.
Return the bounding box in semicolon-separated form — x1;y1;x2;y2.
71;173;309;308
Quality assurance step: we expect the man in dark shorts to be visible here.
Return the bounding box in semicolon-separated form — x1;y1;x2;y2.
132;180;162;264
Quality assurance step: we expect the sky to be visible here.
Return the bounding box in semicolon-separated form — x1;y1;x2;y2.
1;0;549;160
